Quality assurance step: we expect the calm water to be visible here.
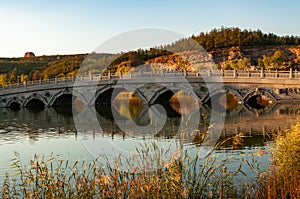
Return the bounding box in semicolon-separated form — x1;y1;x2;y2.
0;101;299;183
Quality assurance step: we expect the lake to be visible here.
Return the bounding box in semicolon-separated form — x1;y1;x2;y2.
0;99;299;183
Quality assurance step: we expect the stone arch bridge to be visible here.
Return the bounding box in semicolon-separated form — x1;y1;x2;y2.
1;70;300;109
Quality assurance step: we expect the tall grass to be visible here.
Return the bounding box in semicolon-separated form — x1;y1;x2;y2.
252;121;300;199
2;122;300;198
1;141;243;199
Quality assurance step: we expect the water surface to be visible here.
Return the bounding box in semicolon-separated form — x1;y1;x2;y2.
0;101;299;182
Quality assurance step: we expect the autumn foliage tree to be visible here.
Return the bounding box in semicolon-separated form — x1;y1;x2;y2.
258;50;284;70
222;58;251;70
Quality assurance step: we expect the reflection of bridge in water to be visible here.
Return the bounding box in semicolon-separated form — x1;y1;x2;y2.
0;103;299;144
83;102;299;138
220;103;300;136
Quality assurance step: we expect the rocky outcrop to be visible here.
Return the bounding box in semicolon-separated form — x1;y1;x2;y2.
144;46;300;70
210;46;300;67
24;52;35;58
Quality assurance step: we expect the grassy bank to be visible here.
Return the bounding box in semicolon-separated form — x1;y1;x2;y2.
253;122;300;199
1;123;300;198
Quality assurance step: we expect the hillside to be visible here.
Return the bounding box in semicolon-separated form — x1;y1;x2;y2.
211;45;300;67
1;27;300;85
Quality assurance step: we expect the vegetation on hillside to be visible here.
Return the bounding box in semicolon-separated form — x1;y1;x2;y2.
192;27;300;50
1;27;300;86
0;55;86;86
258;50;285;70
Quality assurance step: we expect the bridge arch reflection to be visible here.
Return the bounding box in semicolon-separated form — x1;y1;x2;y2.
244;88;277;110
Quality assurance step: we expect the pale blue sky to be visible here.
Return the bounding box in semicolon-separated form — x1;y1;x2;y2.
0;0;299;57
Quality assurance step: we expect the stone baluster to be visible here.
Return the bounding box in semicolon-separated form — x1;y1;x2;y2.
260;67;264;78
289;68;293;79
89;71;93;81
233;69;237;78
140;68;143;78
161;68;165;77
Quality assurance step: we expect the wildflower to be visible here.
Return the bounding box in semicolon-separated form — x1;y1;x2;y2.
256;148;265;157
207;190;213;198
171;149;182;160
101;175;111;185
182;189;189;198
164;161;172;169
258;171;268;179
130;167;139;175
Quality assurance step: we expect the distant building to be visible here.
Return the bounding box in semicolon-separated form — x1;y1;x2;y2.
24;52;35;58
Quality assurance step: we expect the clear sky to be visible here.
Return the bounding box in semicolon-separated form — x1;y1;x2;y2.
1;0;299;57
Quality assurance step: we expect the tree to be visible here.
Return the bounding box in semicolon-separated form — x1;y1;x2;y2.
222;58;251;70
20;74;28;83
8;68;17;83
32;70;41;80
260;50;284;70
237;58;251;70
258;58;265;68
271;50;284;69
0;74;8;86
261;55;272;69
192;27;300;50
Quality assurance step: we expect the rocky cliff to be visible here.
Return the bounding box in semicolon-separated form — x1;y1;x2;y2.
210;45;300;68
142;46;300;71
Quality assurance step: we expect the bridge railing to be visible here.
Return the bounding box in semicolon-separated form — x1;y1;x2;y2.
1;69;300;91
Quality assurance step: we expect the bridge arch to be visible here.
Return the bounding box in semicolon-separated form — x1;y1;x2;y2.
243;88;277;103
48;89;88;107
23;94;48;108
148;85;200;105
243;88;277;110
202;86;243;104
243;100;278;115
7;97;23;109
90;85;147;105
